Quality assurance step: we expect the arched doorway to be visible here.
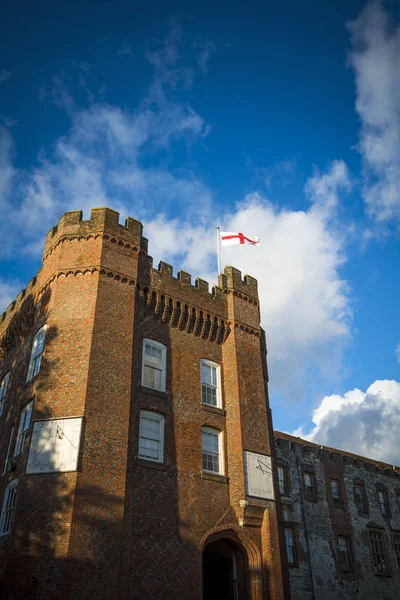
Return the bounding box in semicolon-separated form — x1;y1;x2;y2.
203;538;248;600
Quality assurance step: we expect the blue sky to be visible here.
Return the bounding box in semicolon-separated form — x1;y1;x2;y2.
1;0;399;463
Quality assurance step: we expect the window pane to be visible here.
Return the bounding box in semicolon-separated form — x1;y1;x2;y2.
139;413;163;463
285;529;295;565
144;365;162;390
304;473;311;487
202;429;221;474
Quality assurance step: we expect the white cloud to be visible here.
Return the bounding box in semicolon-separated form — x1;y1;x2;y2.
396;344;400;364
0;278;22;313
305;160;351;218
296;380;400;465
0;126;15;213
348;1;400;225
1;28;210;256
194;41;216;74
143;164;352;398
1;28;352;400
0;70;11;83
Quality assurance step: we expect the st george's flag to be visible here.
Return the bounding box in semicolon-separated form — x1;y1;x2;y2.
220;231;260;247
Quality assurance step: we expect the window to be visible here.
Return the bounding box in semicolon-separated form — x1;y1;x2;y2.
26;326;47;382
141;339;166;392
284;528;297;566
393;534;400;569
304;472;317;501
338;536;353;570
202;427;222;474
138;411;164;463
0;480;18;536
369;530;390;575
0;372;10;415
354;483;368;513
282;504;294;522
330;479;343;506
14;401;33;456
200;360;221;407
378;490;389;516
277;465;289;496
2;426;14;475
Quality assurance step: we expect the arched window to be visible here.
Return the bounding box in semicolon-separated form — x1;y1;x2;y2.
141;339;167;392
202;426;223;474
26;325;47;382
139;411;165;463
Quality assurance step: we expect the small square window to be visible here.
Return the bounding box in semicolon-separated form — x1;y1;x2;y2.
278;465;289;496
200;360;221;408
138;411;164;463
0;372;10;416
0;480;18;536
304;472;317;501
141;339;166;392
284;528;297;566
338;536;353;570
202;427;222;474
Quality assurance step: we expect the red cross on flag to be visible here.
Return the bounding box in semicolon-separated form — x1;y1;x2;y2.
220;231;260;247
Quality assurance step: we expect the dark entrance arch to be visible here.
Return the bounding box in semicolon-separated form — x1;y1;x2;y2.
203;538;248;600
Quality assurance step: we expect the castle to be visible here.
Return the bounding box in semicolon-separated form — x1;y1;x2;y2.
0;208;399;599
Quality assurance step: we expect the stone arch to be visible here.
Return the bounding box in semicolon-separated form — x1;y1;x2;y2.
200;525;264;600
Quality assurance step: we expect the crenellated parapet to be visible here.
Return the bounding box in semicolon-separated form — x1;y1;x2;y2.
43;207;147;258
1;208;262;349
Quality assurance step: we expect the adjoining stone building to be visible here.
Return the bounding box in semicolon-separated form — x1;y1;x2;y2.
0;208;288;600
275;431;400;600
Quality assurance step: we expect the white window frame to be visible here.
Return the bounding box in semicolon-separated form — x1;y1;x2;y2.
26;325;47;382
0;479;18;536
138;411;165;463
200;360;221;408
0;372;10;416
141;339;167;392
201;426;223;475
14;401;34;456
2;425;14;475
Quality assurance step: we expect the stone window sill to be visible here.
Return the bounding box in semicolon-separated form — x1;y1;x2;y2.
140;386;171;400
201;404;226;417
136;458;168;471
202;472;229;484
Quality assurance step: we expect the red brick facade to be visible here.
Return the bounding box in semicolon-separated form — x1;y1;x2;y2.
0;208;288;599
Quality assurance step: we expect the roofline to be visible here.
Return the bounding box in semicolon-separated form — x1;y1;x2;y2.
274;430;400;472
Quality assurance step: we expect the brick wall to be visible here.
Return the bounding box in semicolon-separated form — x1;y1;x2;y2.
0;208;288;599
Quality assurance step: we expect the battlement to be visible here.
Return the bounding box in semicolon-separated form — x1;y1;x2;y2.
44;207;146;256
1;208;261;338
150;262;259;305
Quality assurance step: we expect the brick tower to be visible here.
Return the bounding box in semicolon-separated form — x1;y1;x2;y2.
0;208;289;599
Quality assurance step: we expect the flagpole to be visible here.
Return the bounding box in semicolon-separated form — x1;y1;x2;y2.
216;226;222;275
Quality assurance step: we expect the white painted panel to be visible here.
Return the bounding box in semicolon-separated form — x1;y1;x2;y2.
244;451;275;500
26;417;83;474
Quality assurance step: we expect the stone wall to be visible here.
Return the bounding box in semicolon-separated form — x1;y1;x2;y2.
275;432;400;600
